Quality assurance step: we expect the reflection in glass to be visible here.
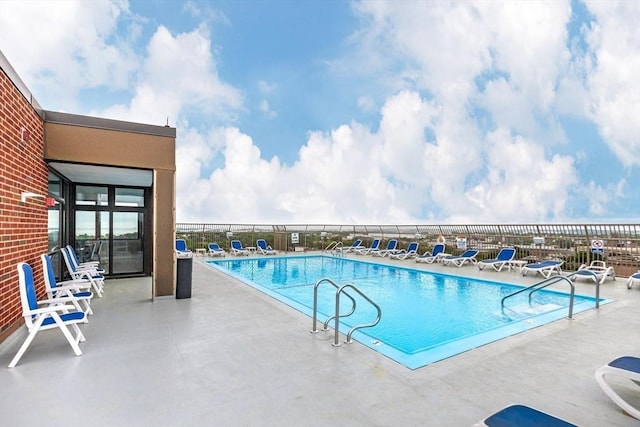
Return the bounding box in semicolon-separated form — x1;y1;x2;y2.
112;212;143;274
115;188;144;207
76;185;108;206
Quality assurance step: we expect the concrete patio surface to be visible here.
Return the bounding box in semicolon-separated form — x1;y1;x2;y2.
1;253;639;426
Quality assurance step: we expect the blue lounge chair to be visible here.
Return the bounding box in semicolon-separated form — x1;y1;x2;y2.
595;356;640;420
389;242;419;260
476;404;577;426
207;243;226;257
256;239;277;255
521;260;564;278
477;247;516;271
627;271;640;289
371;239;398;257
343;239;365;253
175;239;192;255
230;240;250;256
8;262;87;368
415;243;446;264
354;239;380;255
441;249;479;267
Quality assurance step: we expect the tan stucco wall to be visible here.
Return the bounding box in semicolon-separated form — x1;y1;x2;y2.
154;169;176;297
43;120;176;298
44;122;175;169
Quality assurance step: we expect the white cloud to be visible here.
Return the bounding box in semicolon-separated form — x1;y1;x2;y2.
2;0;636;224
259;100;277;119
582;0;640;167
100;24;243;125
0;0;138;110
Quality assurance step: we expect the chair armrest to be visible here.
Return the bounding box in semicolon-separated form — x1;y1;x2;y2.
28;304;76;315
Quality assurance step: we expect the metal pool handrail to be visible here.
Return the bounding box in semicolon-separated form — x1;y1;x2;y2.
501;275;576;319
334;283;382;347
310;277;382;348
310;278;356;334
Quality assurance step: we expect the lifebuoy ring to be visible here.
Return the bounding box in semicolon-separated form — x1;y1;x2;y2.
437;235;446;244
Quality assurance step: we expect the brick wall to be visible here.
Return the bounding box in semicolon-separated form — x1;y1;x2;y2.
0;68;48;343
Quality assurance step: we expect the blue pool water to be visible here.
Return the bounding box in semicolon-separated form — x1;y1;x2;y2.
206;255;605;369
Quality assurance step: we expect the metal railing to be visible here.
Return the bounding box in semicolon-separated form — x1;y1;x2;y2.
310;278;382;347
176;223;640;276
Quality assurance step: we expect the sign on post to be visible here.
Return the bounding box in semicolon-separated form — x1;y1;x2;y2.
591;239;604;254
291;233;299;244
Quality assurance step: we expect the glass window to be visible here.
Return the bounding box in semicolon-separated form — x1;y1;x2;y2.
48;171;61;197
115;188;145;207
113;212;142;240
76;185;108;206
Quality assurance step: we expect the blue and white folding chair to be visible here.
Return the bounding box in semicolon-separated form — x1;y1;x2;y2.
8;262;87;368
61;247;105;297
42;254;93;315
65;245;104;273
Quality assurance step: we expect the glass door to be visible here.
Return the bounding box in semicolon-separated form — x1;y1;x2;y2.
74;185;147;276
112;212;143;274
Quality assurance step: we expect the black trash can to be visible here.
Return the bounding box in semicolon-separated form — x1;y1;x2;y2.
176;255;193;299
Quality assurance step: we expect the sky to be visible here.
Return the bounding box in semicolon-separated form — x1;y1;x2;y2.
1;0;638;224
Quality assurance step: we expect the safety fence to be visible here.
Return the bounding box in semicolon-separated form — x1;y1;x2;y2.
176;223;640;276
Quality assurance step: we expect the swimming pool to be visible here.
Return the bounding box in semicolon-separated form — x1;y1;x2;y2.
206;255;605;369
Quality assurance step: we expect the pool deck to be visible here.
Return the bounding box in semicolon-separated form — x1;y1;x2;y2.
1;252;639;426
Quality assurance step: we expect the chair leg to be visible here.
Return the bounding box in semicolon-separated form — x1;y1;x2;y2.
8;326;41;368
52;314;84;356
595;367;640;420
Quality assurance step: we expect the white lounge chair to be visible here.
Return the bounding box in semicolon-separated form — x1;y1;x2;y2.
627;271;640;289
595;356;640;420
354;239;380;255
207;243;226;257
343;239;365;253
441;249;479;267
371;239;398;257
230;240;250;256
573;260;615;284
415;243;446;264
389;242;419;260
477;247;516;271
256;239;277;255
9;262;87;368
474;404;577;427
42;254;93;316
521;260;564;278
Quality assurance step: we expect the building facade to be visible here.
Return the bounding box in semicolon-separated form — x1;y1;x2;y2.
0;51;177;343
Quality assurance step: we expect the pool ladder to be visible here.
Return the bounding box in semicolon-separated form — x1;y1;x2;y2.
501;270;602;320
310;278;382;347
323;241;345;257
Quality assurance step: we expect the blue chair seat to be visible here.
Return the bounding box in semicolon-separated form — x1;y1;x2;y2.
482;404;576;427
41;311;86;327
